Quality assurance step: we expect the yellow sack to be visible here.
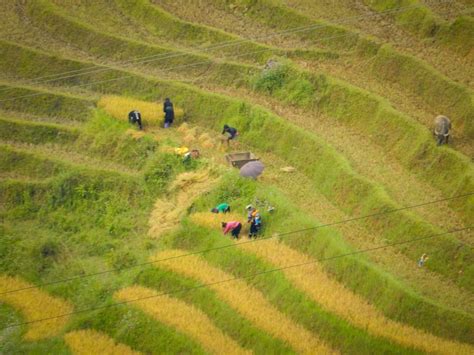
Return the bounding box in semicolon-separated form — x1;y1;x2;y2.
174;146;189;156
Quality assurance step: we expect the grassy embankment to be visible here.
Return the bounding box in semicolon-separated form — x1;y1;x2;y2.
1;2;472;352
1;41;472;340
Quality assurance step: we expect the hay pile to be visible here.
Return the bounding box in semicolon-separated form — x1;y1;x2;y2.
170;170;210;190
177;122;189;133
148;170;219;238
198;132;215;149
177;123;217;149
98;95;184;126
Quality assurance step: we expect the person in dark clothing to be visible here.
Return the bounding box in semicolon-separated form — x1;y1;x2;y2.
222;124;238;145
248;213;262;239
249;219;258;239
163;98;174;128
128;110;143;130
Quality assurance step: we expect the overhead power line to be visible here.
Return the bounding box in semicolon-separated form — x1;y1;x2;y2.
0;2;432;91
1;226;470;332
0;11;449;105
0;2;447;99
1;192;471;296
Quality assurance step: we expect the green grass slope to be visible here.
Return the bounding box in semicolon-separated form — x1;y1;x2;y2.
0;1;473;353
1;39;472;291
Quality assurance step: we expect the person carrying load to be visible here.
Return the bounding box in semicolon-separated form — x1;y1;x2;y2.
128;109;143;130
211;203;231;214
222;221;242;240
246;205;260;223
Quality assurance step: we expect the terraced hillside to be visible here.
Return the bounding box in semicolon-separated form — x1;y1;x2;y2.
0;0;472;353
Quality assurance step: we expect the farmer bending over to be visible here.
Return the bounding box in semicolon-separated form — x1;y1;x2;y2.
128;109;143;130
222;124;238;145
211;203;231;214
222;221;242;240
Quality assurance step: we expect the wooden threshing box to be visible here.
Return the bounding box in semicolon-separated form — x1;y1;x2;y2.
225;152;259;168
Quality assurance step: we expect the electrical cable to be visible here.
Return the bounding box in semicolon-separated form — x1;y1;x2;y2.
0;2;448;96
1;226;470;331
0;192;471;296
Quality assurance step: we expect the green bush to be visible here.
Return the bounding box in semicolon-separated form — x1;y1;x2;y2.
252;62;290;93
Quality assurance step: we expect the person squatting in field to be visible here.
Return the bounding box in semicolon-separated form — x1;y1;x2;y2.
222;124;238;145
418;253;429;267
128;109;143;130
163;98;174;128
211;203;231;214
222;221;242;239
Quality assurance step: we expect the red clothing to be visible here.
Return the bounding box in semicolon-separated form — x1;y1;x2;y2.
223;221;240;234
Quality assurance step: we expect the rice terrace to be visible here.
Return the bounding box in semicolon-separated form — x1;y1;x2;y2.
0;0;473;353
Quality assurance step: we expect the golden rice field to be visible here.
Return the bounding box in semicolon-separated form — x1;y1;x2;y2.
114;286;250;355
98;95;184;126
64;329;141;355
0;275;72;340
152;250;335;354
238;239;474;354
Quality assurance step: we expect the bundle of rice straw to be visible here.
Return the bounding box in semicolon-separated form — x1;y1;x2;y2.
171;170;210;190
198;133;212;143
177;123;189;133
183;134;196;144
201;140;215;149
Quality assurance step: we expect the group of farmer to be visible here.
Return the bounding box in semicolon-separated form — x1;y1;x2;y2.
213;203;262;240
128;98;239;144
128;97;175;130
